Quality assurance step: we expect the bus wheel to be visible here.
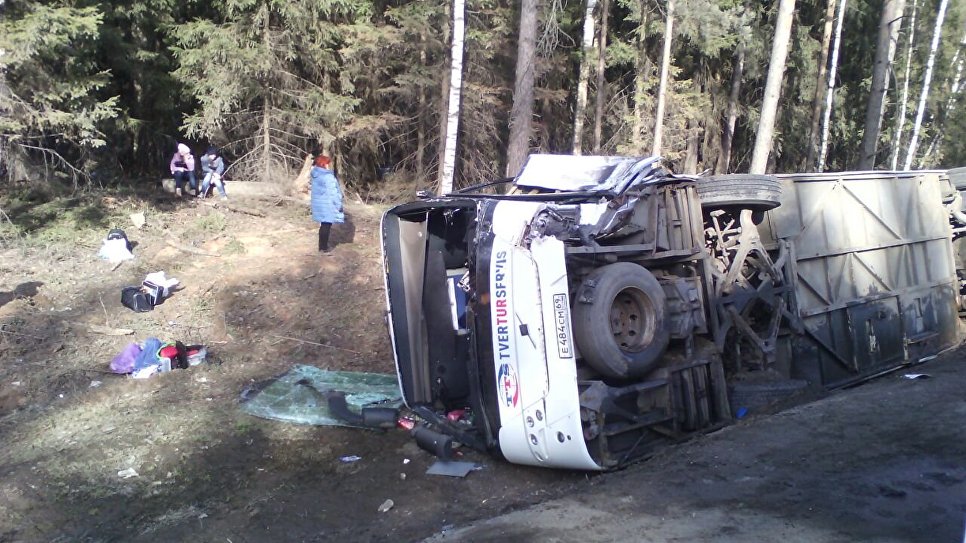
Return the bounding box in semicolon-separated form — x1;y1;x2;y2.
573;263;670;379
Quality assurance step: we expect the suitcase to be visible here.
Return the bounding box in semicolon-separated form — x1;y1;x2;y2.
121;286;153;312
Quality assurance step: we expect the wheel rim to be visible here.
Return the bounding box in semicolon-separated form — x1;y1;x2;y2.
609;287;656;352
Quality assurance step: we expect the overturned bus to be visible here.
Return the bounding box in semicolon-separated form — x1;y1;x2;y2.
381;155;965;470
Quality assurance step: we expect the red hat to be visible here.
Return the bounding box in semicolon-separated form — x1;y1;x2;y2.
314;155;331;168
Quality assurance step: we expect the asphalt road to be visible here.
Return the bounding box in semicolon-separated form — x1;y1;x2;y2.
425;351;966;543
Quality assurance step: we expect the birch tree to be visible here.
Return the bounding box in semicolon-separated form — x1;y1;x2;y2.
652;0;675;157
806;0;837;169
903;0;950;170
506;0;538;176
573;0;598;155
817;0;847;172
749;0;796;174
857;0;905;170
439;0;465;193
921;28;966;165
890;0;919;170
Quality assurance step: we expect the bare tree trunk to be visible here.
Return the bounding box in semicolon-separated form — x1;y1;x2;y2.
506;0;538;176
631;3;650;155
573;0;598;155
817;0;848;172
717;44;744;173
652;0;675;157
890;0;918;170
592;0;610;153
261;13;272;184
857;0;906;170
439;0;466;194
684;119;700;174
806;0;837;169
416;33;428;180
750;0;796;174
903;0;949;171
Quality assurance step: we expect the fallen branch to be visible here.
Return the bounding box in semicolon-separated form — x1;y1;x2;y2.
269;334;362;355
204;202;266;217
164;237;219;257
87;324;135;336
110;261;123;271
0;329;44;340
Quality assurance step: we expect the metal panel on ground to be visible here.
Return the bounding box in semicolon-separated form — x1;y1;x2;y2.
766;171;959;388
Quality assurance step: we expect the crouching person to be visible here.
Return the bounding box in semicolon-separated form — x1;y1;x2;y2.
200;147;227;200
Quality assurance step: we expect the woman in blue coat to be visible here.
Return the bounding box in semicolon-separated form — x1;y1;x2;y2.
310;154;344;254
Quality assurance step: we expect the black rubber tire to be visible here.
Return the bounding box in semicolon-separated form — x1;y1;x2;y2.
949;167;966;190
572;263;670;380
695;174;782;211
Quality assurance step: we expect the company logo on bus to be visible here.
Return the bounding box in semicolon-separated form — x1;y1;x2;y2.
497;363;519;408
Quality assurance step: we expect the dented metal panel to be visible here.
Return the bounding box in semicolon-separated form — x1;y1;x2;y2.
766;171;959;387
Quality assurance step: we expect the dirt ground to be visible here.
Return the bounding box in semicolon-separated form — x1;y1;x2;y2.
0;184;963;543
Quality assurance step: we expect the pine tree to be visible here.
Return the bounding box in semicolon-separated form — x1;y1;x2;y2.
0;1;118;184
573;0;598;155
750;0;796;174
171;0;366;183
857;0;905;170
507;0;538;176
593;0;611;153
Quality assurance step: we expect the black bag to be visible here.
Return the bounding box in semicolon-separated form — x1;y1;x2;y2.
107;228;132;250
141;280;168;306
121;286;153;312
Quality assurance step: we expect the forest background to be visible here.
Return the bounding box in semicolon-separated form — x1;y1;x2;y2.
1;0;965;196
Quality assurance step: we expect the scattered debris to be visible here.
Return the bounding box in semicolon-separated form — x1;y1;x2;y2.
89;380;102;388
377;499;394;513
98;229;134;263
903;373;931;380
402;458;410;465
426;460;480;478
239;365;401;427
117;468;139;479
120;271;180;312
339;455;362;463
130;211;146;229
110;339;208;378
